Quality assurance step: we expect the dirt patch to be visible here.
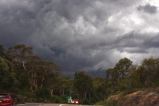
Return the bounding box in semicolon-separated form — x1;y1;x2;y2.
107;88;159;106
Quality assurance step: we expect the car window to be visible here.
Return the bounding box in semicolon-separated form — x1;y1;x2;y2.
0;94;7;98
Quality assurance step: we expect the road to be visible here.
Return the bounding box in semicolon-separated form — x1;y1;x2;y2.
17;103;95;106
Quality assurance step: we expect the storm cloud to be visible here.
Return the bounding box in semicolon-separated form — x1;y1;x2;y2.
0;0;159;73
138;3;158;14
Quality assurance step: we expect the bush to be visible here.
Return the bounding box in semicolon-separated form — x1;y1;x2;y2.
49;95;66;103
35;88;50;99
96;99;118;106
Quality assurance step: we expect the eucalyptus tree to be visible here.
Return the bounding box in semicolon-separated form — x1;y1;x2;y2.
73;71;94;104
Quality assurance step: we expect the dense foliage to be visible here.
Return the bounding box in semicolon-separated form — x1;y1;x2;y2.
105;57;159;92
98;57;159;105
0;44;68;103
1;44;159;105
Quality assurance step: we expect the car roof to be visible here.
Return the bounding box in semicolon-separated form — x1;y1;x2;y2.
0;93;9;95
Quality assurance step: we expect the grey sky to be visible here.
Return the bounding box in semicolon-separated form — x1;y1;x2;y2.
138;3;158;14
0;0;159;73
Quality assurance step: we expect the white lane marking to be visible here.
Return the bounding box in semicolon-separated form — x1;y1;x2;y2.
59;104;64;106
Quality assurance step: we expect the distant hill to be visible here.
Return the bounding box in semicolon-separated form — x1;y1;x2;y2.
62;68;106;78
86;69;106;78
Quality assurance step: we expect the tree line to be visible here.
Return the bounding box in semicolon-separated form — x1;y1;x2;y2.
0;44;159;104
0;44;68;102
0;44;103;104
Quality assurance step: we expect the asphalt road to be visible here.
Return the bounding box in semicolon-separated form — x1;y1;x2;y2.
17;103;95;106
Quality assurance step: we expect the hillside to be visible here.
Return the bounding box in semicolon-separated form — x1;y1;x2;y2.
98;88;159;106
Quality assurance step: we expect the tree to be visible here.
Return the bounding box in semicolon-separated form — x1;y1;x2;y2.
115;58;132;79
93;78;108;102
25;55;60;93
129;65;144;88
7;44;34;70
73;71;94;104
6;44;35;91
105;58;133;91
139;57;159;87
7;44;60;94
0;45;5;57
0;44;70;103
0;57;16;91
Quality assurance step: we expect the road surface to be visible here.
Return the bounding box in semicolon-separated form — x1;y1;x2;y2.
17;103;95;106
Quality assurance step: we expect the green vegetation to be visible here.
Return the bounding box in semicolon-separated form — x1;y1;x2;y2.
0;44;69;103
1;44;159;105
98;57;159;105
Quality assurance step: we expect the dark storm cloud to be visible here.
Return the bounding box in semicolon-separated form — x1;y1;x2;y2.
115;31;158;47
113;32;159;57
144;34;159;48
1;0;159;72
0;1;38;46
137;3;158;14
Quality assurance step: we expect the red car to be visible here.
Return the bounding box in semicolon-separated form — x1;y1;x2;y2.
71;99;79;104
0;94;14;106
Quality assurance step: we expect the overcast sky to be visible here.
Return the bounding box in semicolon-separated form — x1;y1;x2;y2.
0;0;159;73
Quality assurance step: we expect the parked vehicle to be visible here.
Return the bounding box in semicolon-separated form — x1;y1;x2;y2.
0;94;14;106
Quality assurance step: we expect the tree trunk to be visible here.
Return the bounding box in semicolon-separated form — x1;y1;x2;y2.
50;89;54;96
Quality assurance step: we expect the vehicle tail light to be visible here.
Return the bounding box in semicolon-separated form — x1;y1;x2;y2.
0;97;12;105
3;98;11;102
